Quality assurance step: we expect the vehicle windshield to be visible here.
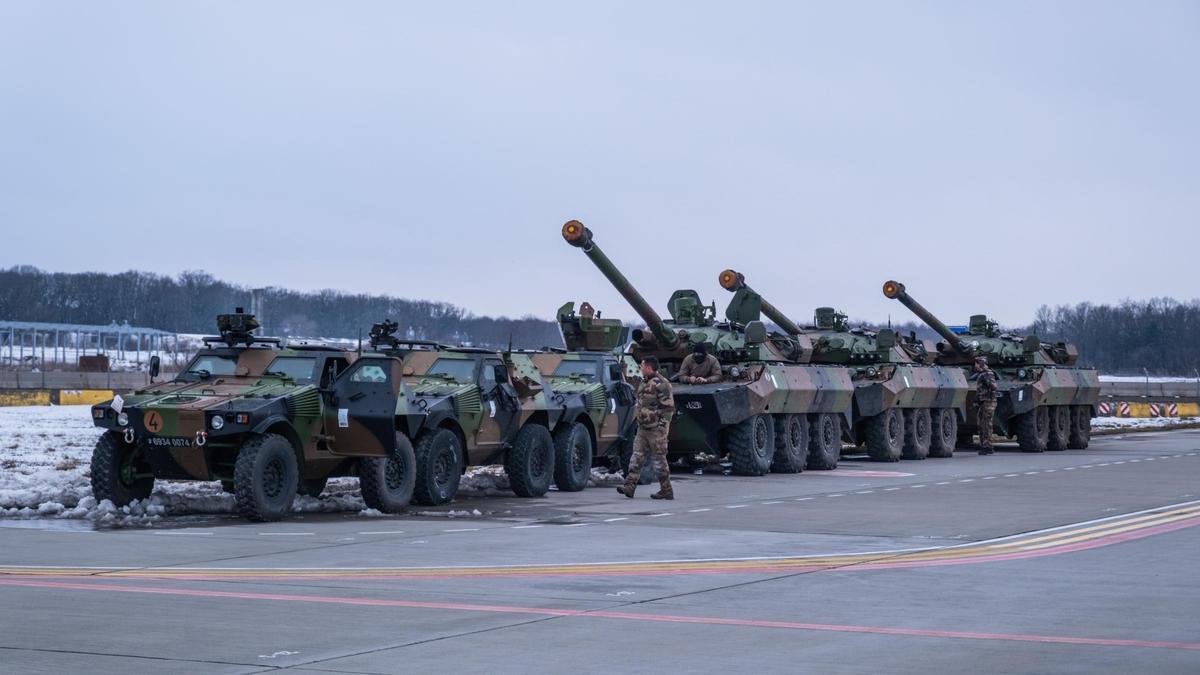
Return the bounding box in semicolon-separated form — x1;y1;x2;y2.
263;356;317;383
182;354;238;377
424;358;477;382
552;360;597;381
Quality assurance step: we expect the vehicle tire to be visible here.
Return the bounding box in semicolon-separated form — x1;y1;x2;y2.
360;432;417;513
553;422;593;492
865;408;904;462
1068;405;1092;450
234;433;299;522
1015;406;1049;453
902;408;931;460
90;432;155;507
1047;406;1070;451
506;424;555;498
412;428;463;506
725;414;774;476
618;437;655;485
770;414;808;473
806;413;841;470
929;409;957;458
297;477;328;498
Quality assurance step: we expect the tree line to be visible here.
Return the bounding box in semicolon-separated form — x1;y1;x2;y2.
3;266;1198;373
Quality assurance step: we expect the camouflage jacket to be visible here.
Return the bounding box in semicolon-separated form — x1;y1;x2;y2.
975;367;999;403
636;373;675;429
678;353;722;383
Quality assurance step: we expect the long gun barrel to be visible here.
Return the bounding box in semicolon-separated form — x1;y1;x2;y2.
882;280;967;352
562;221;679;348
718;269;805;336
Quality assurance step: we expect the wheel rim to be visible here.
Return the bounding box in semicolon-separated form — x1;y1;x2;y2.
531;443;547;477
572;439;586;474
262;457;284;499
888;412;901;444
433;446;452;489
918;414;929;441
385;454;407;492
789;419;804;448
823;418;836;447
754;418;769;458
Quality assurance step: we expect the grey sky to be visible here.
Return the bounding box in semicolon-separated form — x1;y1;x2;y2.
1;1;1196;328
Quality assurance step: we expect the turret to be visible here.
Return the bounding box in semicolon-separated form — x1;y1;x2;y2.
562;221;679;349
882;281;969;354
556;301;628;352
718;269;804;335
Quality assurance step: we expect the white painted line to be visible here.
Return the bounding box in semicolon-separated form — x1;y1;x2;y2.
512;525;543;529
152;531;213;536
795;497;814;501
959;479;976;483
1024;472;1040;475
603;518;628;522
687;508;711;513
908;485;926;489
1097;463;1111;466
726;504;748;509
762;501;784;505
1079;465;1094;469
357;531;406;535
1004;473;1020;477
1144;458;1155;462
1189;453;1198;456
1064;467;1076;470
1129;459;1141;463
982;476;997;480
935;481;951;485
563;523;590;528
1112;461;1126;465
883;487;901;492
259;533;314;536
1044;469;1057;473
828;494;845;497
647;513;673;518
1173;455;1183;458
855;491;874;495
443;528;479;533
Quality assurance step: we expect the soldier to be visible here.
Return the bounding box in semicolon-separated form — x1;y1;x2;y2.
677;343;722;384
974;356;998;455
618;356;675;500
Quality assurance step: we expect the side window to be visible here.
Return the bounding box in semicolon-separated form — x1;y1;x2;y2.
350;363;389;384
481;360;501;386
321;357;350;388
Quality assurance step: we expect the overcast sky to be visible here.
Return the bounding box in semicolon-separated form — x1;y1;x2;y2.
1;2;1196;328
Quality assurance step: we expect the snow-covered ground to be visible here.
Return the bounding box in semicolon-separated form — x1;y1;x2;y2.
1100;375;1200;383
0;405;623;526
1092;416;1200;431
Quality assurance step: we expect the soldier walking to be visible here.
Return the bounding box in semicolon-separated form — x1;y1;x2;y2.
974;356;998;455
618;356;675;500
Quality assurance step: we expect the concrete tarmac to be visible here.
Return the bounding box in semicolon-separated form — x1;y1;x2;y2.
2;430;1199;674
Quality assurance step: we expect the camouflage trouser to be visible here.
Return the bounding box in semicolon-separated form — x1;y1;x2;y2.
977;400;997;449
627;424;671;487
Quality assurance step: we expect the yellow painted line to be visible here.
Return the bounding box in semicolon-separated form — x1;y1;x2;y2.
1017;511;1200;551
991;507;1200;548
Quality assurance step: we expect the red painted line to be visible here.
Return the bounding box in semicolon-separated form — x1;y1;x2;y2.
0;577;1197;652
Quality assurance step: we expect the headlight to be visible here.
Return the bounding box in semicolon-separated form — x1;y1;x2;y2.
867;367;878;377
1018;369;1027;379
211;415;225;430
116;412;129;427
730;366;741;379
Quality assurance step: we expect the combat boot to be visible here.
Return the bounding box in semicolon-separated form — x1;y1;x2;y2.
650;480;673;500
978;446;994;455
616;483;636;498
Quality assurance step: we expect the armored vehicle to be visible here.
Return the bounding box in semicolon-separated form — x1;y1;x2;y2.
883;281;1100;452
719;270;968;461
533;302;639;487
562;221;855;475
90;311;422;521
365;321;566;505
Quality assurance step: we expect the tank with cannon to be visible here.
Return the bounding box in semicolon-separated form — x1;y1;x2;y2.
883;280;1099;452
719;270;968;461
562;220;855;475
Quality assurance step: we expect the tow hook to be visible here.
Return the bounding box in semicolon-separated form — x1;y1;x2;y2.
195;431;208;447
123;428;135;444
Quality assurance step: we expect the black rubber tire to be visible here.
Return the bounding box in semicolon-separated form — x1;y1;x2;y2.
359;432;417;513
770;414;808;473
1047;406;1070;451
929;409;957;458
412;428;463;506
725;414;774;476
1068;405;1092;450
90;432;155;507
553;422;593;492
1015;406;1049;453
806;413;841;470
902;408;932;460
297;477;328;498
234;433;299;522
865;408;904;462
618;438;655;485
506;424;555;498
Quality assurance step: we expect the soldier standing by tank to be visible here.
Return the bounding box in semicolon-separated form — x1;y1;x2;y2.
677;343;722;384
618;356;675;499
974;356;998;455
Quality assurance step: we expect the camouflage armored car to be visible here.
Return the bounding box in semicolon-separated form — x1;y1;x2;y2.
719;270;969;462
562;221;856;475
883;281;1100;452
90;311;422;521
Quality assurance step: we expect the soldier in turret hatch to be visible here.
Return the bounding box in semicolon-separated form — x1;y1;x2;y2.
677;343;722;384
974;357;998;455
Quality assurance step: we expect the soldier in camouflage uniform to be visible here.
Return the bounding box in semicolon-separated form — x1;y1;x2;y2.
618;356;675;499
677;343;723;384
974;356;998;455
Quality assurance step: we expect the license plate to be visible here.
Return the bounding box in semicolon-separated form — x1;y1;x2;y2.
145;436;193;448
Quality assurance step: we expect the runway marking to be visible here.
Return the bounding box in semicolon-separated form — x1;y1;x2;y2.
725;505;748;509
443;528;479;533
646;513;672;518
795;497;814;501
358;531;405;535
9;502;1197;581
959;479;975;483
982;476;996;480
259;533;313;536
151;531;213;536
807;470;915;478
686;509;711;513
883;488;901;491
563;523;590;528
1;578;1196;652
762;501;784;505
603;518;628;522
854;491;873;495
511;525;542;529
935;482;951;485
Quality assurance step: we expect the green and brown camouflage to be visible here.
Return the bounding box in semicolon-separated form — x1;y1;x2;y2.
562;220;855;475
720;270;968;461
883;280;1100;452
